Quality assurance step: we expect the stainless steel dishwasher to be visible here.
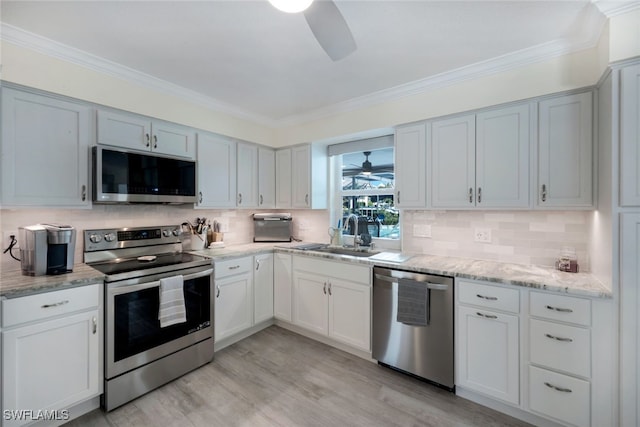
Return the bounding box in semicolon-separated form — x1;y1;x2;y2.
372;266;454;390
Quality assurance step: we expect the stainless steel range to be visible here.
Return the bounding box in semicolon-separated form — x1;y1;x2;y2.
84;225;214;411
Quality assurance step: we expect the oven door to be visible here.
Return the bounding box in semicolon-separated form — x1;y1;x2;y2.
105;265;214;379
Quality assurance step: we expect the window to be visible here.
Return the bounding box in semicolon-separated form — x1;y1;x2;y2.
329;136;399;247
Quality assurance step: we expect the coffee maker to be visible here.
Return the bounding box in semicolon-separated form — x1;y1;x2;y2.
19;224;76;276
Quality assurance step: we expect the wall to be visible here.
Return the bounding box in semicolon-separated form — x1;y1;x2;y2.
402;210;592;271
0;41;276;146
0;207;329;273
609;9;640;63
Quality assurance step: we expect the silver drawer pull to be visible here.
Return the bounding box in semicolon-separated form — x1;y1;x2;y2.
544;382;572;393
41;300;69;308
229;265;240;270
92;317;97;334
476;294;498;301
546;305;573;313
545;333;573;343
476;312;498;319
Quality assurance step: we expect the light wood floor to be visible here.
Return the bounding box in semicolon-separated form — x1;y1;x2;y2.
67;326;532;427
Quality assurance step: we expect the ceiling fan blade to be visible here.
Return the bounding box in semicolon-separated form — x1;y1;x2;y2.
304;0;356;61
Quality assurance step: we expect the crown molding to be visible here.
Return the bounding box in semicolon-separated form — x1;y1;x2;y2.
0;23;275;127
1;8;607;130
592;0;640;17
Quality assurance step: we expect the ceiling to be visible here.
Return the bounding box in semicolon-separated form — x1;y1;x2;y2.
0;1;615;126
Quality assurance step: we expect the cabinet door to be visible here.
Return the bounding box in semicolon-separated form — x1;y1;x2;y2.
258;147;276;208
431;115;476;208
1;88;91;207
621;213;640;427
214;272;253;341
275;149;292;208
151;122;196;159
327;278;371;352
620;64;640;206
97;109;150;151
196;132;236;208
292;271;328;335
274;253;293;321
537;92;593;208
2;310;100;427
476;104;530;208
291;145;312;208
456;305;519;404
395;124;426;208
236;142;259;208
254;253;274;324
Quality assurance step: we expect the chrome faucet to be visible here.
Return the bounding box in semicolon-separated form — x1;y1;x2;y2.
345;214;363;250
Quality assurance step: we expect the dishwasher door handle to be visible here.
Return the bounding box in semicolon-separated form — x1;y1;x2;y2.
374;273;449;290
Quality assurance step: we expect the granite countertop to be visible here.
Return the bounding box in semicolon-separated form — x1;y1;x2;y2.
1;241;612;300
0;264;105;299
240;243;611;299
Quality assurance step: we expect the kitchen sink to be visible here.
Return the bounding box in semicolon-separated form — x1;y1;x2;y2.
314;246;380;258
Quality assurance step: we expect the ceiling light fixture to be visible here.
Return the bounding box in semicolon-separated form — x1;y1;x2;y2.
268;0;314;14
361;152;372;175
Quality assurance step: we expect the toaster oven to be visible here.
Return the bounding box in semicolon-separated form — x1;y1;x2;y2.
253;213;292;242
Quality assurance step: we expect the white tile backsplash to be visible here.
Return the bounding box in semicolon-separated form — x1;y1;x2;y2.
402;210;591;271
1;206;589;273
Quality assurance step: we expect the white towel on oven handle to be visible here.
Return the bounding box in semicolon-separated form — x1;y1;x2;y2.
158;275;186;328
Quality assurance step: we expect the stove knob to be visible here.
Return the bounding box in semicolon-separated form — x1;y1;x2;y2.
104;232;116;242
162;229;171;237
172;228;181;237
89;233;102;244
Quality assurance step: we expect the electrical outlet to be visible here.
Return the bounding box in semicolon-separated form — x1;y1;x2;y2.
474;228;492;243
413;224;432;238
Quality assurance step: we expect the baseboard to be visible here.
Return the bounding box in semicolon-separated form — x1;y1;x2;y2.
456;387;565;427
214;319;274;352
274;320;374;362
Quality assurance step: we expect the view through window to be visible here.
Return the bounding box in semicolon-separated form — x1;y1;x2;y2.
339;147;399;240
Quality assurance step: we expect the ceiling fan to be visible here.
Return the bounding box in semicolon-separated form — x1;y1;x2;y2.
268;0;357;61
343;152;394;177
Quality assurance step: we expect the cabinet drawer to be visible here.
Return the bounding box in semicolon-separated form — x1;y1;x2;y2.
530;318;591;378
215;257;252;279
458;280;519;313
293;255;370;285
529;365;590;427
530;291;591;326
2;284;99;328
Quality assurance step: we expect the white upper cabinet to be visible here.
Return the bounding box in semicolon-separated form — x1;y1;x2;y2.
476;104;530;208
1;88;92;208
291;144;327;209
395;123;427;208
430;104;530;209
97;110;195;159
258;147;276;208
430;114;476;208
275;148;293;208
196;132;237;208
236;142;259;208
537;92;593;208
620;64;640;207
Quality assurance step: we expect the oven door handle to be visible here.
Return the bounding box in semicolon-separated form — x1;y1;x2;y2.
108;268;213;295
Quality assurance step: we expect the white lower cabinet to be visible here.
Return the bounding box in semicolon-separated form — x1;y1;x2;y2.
214;257;253;341
254;253;274;324
456;281;520;405
456;279;612;427
527;291;592;427
214;254;275;344
1;285;101;427
292;255;371;352
273;253;293;321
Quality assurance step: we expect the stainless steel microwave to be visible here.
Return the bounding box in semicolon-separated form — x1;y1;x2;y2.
92;145;197;204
